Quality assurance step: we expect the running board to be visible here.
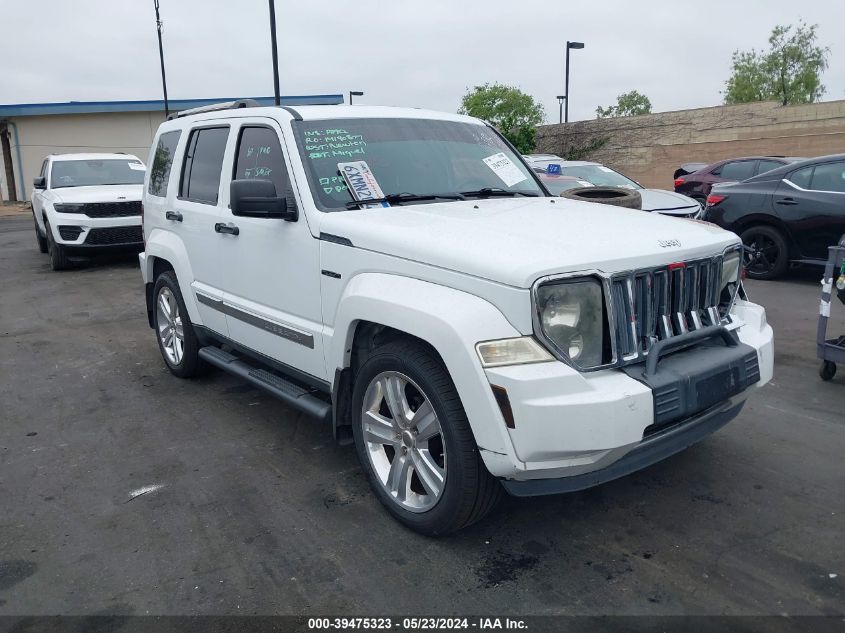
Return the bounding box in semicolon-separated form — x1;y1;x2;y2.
198;346;332;423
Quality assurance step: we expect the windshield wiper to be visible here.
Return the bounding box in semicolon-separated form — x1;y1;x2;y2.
345;192;465;209
459;187;538;199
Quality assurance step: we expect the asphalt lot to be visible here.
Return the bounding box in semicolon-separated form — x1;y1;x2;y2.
1;212;843;617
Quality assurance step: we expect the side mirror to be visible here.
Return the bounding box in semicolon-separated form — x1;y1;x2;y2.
230;179;297;221
33;177;46;189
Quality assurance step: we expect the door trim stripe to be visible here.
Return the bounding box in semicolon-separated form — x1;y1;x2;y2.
195;292;315;349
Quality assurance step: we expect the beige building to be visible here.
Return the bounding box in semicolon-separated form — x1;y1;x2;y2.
0;95;342;202
535;99;845;190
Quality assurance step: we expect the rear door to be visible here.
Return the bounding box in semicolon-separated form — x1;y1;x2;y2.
174;124;232;335
774;162;845;260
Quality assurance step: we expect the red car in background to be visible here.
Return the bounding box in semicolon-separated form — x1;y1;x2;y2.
674;156;804;206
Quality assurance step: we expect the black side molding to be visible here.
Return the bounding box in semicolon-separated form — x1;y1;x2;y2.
198;347;331;423
319;232;354;247
281;106;303;121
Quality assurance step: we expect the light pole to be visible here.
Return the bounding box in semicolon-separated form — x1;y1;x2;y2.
268;0;281;106
564;41;584;123
153;0;169;117
349;91;364;105
556;95;565;124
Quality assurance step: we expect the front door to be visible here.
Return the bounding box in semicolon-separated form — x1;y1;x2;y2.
216;118;326;382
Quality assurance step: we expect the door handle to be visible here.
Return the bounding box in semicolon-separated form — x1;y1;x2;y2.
165;211;183;222
214;222;239;236
776;198;798;206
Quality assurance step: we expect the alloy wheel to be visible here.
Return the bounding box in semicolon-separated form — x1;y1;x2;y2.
360;371;446;513
156;286;185;365
743;232;779;276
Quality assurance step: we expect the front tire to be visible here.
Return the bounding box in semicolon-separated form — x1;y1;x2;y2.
34;216;48;253
741;225;789;280
45;221;71;270
153;271;203;378
351;339;502;535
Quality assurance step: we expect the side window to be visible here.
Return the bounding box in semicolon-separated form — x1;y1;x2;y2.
39;160;48;178
233;126;289;194
719;161;756;181
787;166;814;189
148;130;181;197
756;160;783;175
179;127;229;204
809;162;845;193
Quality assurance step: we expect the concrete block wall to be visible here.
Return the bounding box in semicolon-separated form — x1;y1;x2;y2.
535;100;845;190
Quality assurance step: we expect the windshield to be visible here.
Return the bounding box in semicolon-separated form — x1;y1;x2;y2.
50;159;145;189
547;164;641;190
292;118;544;210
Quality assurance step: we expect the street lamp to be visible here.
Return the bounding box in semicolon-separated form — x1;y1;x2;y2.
349;91;364;105
153;0;169;117
564;41;585;123
556;95;566;124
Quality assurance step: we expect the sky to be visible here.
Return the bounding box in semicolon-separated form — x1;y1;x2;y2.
2;0;843;123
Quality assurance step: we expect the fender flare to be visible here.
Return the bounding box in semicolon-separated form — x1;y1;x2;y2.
330;272;525;463
142;229;201;324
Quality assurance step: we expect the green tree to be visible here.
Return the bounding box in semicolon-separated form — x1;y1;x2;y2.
458;83;545;153
596;90;652;118
724;22;830;105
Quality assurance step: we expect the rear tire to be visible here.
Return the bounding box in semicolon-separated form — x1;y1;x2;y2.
45;221;71;270
350;339;502;535
34;216;48;253
741;225;789;280
153;271;204;378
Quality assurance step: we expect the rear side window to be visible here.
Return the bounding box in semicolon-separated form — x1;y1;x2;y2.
788;166;814;189
233;126;289;195
179;127;229;204
809;162;845;193
756;160;783;175
148;130;181;197
718;161;756;181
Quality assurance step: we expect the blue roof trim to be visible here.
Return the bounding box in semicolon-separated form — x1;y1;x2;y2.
0;95;344;117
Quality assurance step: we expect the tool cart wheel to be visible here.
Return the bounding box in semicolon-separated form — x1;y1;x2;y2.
820;361;837;381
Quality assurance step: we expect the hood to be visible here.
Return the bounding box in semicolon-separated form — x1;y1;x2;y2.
319;197;739;288
52;184;143;204
640;188;700;214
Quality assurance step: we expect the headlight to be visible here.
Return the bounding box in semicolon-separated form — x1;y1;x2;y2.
535;278;606;368
719;247;742;315
53;203;85;214
476;337;553;368
721;249;741;290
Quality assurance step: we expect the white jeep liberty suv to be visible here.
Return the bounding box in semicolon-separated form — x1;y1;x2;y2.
140;100;774;535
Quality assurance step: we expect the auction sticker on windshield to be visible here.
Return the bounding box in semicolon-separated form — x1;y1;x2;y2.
483;153;527;188
338;161;390;208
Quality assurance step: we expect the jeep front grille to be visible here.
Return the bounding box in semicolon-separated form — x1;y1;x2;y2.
81;201;142;218
610;252;738;363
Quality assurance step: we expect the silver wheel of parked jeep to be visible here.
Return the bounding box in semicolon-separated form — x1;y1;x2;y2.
361;371;446;513
156;286;185;366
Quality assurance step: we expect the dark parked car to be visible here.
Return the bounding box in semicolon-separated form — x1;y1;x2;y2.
674;156;804;206
703;154;845;280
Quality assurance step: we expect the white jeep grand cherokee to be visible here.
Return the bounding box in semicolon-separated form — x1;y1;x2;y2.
31;153;146;270
140;101;773;535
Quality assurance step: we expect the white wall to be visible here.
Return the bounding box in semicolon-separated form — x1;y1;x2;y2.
2;110;167;201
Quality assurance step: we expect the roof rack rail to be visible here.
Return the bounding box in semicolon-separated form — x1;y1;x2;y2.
168;99;260;120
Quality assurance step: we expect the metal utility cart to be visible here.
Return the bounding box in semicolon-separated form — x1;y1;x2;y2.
818;240;845;381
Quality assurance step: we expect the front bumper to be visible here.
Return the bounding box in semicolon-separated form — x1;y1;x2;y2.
503;401;744;496
48;212;142;248
482;300;773;487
